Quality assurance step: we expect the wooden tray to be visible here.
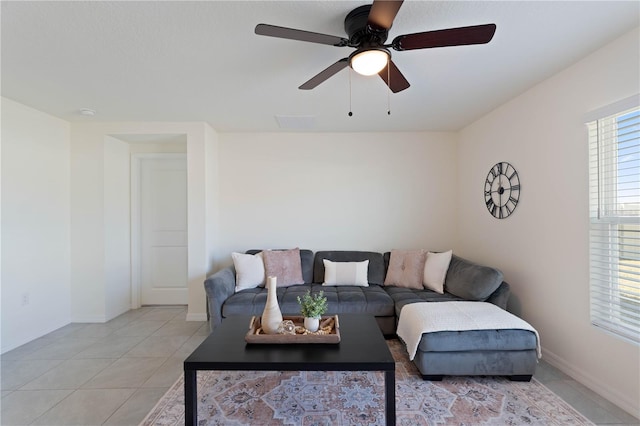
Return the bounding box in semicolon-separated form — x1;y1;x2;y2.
245;315;340;344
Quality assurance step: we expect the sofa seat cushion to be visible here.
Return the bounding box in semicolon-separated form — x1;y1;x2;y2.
222;287;271;317
317;284;394;316
222;284;395;318
418;329;538;353
385;286;463;317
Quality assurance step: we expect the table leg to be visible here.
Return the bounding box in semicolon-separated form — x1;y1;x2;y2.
184;369;197;426
385;369;395;426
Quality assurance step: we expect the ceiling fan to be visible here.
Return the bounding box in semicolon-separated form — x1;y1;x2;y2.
255;0;496;93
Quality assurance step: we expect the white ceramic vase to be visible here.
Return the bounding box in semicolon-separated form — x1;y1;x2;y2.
261;276;283;334
304;317;320;333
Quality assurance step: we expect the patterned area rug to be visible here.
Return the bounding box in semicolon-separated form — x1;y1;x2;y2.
141;340;593;425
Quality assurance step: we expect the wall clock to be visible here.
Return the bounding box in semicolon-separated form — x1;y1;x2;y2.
484;161;520;219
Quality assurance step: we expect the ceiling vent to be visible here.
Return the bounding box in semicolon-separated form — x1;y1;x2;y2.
275;115;316;130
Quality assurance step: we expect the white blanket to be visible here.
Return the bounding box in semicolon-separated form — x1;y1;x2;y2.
396;301;541;361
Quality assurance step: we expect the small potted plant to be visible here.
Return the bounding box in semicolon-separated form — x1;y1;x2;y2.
297;290;328;332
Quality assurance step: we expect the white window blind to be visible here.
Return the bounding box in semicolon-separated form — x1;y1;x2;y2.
588;102;640;344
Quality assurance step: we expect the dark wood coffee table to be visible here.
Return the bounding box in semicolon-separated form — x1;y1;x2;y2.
184;313;395;426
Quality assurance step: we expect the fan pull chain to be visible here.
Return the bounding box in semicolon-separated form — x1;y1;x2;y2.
348;67;353;117
387;61;391;115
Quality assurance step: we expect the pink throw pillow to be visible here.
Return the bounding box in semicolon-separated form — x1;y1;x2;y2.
384;249;427;290
262;248;304;287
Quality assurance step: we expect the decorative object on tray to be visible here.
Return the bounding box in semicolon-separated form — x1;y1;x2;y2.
297;290;328;332
276;319;296;334
261;276;283;334
245;315;340;344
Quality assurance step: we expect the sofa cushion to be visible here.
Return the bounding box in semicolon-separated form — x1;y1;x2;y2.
445;255;504;301
385;286;463;317
303;284;394;316
247;249;314;284
322;259;369;286
423;250;452;294
262;248;304;287
384;249;426;289
314;251;385;285
231;251;265;292
418;329;538;352
222;284;395;318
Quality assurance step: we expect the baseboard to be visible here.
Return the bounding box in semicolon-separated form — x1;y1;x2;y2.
542;345;639;418
105;305;131;322
1;318;71;354
186;313;207;322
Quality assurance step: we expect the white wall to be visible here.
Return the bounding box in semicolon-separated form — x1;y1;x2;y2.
103;136;131;319
186;123;219;320
457;28;640;416
1;98;71;352
217;132;458;260
69;125;106;321
205;125;221;277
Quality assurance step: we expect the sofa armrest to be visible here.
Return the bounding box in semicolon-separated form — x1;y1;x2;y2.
485;281;510;310
203;266;236;330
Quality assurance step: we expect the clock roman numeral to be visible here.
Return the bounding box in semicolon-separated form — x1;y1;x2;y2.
509;195;518;204
511;184;520;191
486;198;495;210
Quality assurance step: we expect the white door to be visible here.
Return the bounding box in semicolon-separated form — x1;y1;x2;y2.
139;157;188;305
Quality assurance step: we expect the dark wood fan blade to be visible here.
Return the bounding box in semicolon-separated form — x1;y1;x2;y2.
299;58;349;90
255;24;348;46
378;59;410;93
392;24;497;51
368;0;404;30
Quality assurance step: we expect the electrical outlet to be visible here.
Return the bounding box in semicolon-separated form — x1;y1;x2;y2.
21;292;29;306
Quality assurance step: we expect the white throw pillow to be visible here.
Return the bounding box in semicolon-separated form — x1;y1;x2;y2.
423;250;453;294
232;252;266;292
322;259;369;286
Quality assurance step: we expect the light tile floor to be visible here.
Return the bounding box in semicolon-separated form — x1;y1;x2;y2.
1;306;208;426
1;306;638;425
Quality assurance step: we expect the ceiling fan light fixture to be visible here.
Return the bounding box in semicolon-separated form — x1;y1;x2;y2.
256;1;496;93
349;48;389;76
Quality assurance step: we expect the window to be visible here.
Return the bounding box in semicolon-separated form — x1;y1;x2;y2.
587;97;639;344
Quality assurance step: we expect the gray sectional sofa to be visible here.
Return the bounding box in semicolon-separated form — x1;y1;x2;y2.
204;249;510;336
204;249;539;381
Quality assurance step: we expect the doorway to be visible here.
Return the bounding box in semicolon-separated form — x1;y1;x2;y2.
131;154;188;306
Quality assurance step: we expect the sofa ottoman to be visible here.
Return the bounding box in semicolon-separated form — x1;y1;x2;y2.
397;301;540;381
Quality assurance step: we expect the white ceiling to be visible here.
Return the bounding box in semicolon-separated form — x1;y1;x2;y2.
2;1;638;132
